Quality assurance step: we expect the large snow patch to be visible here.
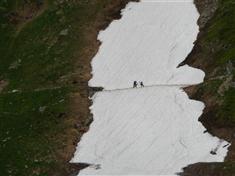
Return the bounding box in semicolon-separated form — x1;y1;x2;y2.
71;0;229;175
72;87;228;175
89;0;204;90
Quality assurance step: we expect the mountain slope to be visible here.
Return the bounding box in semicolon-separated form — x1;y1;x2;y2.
182;0;235;175
0;0;135;175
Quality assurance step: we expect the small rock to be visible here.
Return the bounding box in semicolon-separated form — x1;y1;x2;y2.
59;99;64;103
56;9;63;15
39;106;47;113
9;59;21;70
12;89;19;93
59;28;68;36
57;112;66;118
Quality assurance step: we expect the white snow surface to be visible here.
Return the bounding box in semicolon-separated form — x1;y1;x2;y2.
72;87;228;175
89;0;204;90
71;0;229;175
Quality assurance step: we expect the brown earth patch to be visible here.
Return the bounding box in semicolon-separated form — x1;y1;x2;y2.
55;1;139;175
0;80;8;93
6;0;49;35
181;0;235;175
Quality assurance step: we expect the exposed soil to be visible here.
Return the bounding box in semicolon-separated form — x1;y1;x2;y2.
181;0;235;175
58;1;138;175
0;80;8;93
56;0;234;175
5;0;48;35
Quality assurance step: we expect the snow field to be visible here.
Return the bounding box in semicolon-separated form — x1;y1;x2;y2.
71;0;229;175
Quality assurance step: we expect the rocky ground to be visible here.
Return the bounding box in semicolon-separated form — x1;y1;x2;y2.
181;0;235;175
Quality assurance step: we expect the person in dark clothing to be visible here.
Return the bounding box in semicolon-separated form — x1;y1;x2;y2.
133;81;137;88
140;81;144;87
210;150;217;155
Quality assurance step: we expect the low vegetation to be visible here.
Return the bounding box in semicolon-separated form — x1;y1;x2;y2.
182;0;235;175
206;0;235;125
0;0;133;175
194;0;235;126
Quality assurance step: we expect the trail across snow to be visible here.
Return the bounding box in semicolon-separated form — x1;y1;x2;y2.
88;0;204;90
71;0;229;175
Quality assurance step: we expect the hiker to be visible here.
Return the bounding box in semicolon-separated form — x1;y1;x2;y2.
140;81;144;87
133;81;137;88
210;150;217;155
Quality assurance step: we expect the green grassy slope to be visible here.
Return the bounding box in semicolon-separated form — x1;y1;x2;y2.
193;0;235;126
182;0;235;175
205;0;235;125
0;0;131;175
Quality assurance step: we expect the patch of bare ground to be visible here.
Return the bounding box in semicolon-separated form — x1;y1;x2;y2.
181;0;235;175
0;80;8;93
6;0;49;35
57;1;139;175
